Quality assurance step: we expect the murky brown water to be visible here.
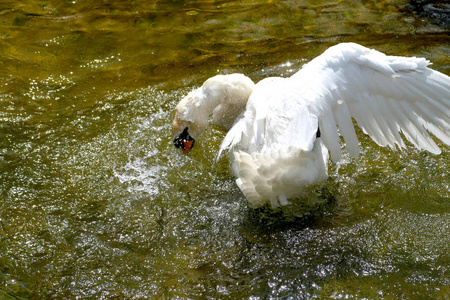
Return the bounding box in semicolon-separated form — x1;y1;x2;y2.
0;0;449;299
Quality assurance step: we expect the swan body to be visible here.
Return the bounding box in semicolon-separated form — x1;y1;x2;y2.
173;43;450;208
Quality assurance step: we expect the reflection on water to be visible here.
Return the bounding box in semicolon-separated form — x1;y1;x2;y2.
0;0;449;298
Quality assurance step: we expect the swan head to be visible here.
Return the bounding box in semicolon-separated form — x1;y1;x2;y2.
173;126;195;154
173;74;255;154
172;87;209;154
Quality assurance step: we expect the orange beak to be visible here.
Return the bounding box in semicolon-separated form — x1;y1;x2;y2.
174;127;195;154
182;140;194;154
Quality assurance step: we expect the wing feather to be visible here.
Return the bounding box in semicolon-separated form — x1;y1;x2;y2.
376;96;406;149
319;107;342;161
399;100;440;153
289;43;450;160
332;99;360;157
388;99;439;154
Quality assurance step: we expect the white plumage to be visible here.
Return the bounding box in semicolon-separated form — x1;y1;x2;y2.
173;43;450;208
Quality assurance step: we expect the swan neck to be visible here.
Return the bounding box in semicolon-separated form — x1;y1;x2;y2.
174;74;255;138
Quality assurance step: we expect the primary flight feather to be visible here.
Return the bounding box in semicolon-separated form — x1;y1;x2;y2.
172;43;450;208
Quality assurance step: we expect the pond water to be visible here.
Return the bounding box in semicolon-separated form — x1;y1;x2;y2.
0;0;449;299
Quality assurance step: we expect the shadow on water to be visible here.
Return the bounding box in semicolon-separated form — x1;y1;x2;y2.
230;183;385;299
242;179;339;234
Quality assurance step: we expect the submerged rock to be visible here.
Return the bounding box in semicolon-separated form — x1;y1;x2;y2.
407;0;450;29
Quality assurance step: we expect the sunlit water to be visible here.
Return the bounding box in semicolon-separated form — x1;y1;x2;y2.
0;0;449;299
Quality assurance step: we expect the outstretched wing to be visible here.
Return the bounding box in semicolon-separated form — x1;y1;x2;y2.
290;42;450;161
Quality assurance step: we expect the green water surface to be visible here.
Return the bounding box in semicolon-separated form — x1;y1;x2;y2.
0;0;449;299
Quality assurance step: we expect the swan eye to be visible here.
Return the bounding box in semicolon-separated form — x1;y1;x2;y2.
174;127;195;154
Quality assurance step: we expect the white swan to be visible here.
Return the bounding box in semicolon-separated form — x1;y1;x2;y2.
173;43;450;208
